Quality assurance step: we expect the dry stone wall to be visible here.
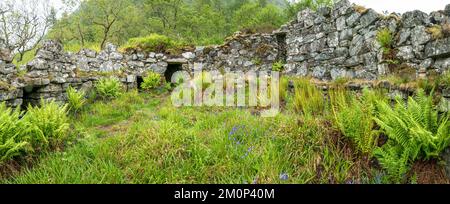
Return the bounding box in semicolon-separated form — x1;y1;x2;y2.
1;0;450;108
280;0;450;80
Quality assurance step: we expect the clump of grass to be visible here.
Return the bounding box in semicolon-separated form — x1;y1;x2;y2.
279;77;289;102
95;78;123;100
426;25;444;40
376;28;394;54
141;71;162;90
292;78;325;116
353;5;368;14
66;86;86;114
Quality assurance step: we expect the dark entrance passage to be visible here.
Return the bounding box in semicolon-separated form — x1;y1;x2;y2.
136;76;144;89
275;32;287;62
21;85;38;110
165;63;183;83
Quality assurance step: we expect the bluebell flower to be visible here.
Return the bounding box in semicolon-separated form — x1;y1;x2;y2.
279;173;289;181
252;177;258;184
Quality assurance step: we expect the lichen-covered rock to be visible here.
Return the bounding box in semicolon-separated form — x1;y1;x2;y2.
349;35;365;56
359;9;380;27
425;37;450;58
411;26;431;46
402;10;430;28
397;46;415;60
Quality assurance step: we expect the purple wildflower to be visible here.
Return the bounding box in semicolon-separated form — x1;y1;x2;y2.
280;173;289;181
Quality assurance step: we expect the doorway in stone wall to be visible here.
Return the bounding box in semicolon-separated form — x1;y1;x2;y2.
165;63;183;83
275;32;287;63
21;85;39;110
136;76;144;89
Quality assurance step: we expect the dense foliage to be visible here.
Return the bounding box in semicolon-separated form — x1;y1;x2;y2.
48;0;337;51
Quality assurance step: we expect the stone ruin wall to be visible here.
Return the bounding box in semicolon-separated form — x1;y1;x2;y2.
280;0;450;80
1;0;450;108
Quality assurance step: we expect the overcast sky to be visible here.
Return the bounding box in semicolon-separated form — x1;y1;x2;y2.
49;0;450;14
349;0;449;14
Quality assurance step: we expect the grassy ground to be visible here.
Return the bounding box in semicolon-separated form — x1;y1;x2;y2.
1;86;448;184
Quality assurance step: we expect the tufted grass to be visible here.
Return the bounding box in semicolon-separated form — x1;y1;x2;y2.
2;80;448;184
2;85;380;184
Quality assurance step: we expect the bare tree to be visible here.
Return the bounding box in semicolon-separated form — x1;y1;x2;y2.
84;0;126;49
0;0;56;62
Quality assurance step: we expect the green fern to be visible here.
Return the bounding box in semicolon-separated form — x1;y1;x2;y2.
0;103;29;163
374;89;450;181
23;100;70;150
95;77;123;99
373;144;410;183
141;71;162;90
66;86;86;114
331;88;384;156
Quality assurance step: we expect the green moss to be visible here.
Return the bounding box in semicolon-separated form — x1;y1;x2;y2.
0;81;15;91
119;34;190;54
426;25;444;40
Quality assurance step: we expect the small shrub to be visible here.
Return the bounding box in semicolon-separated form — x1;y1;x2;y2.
292;78;325;115
95;78;122;100
66;86;86;114
376;28;394;54
426;25;444;40
272;61;285;72
0;103;29;163
23;100;70;150
374;90;450;182
141;72;162;90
